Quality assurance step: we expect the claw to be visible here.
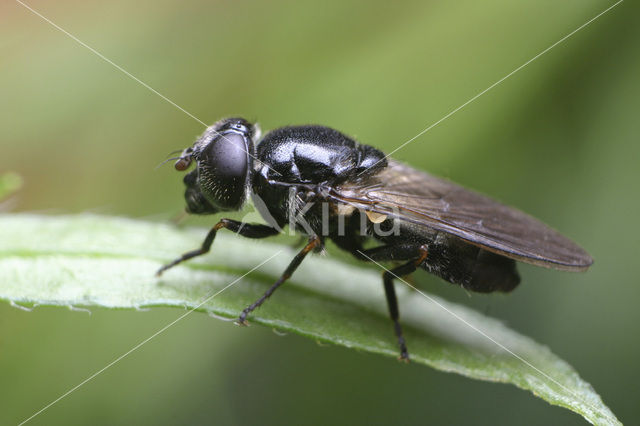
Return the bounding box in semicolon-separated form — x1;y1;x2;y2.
235;318;250;327
397;354;410;363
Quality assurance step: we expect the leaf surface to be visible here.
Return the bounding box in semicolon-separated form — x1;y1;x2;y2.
0;214;620;425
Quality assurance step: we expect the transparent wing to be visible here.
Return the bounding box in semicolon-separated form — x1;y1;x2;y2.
330;160;593;271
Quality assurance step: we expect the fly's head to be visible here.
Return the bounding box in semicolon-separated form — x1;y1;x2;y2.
173;117;259;214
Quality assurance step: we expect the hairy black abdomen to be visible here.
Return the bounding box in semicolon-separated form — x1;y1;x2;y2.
421;238;520;293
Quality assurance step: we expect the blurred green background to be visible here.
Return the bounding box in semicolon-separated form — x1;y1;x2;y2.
1;0;638;424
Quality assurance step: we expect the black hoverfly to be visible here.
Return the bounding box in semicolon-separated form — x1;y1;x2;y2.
157;117;593;360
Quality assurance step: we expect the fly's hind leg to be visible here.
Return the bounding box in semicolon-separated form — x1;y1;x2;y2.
356;244;428;361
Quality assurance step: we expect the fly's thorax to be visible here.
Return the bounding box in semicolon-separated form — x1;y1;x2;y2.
254;124;387;184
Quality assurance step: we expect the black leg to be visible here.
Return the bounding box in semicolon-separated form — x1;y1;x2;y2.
357;244;428;361
383;261;417;361
156;219;279;276
237;236;322;325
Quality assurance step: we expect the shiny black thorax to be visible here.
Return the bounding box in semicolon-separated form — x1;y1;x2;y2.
251;125;387;231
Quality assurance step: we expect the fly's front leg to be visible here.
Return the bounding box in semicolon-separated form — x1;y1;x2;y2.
237;235;322;325
156;219;279;276
357;244;429;361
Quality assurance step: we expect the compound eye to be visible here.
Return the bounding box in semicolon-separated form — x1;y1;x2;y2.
204;132;248;179
197;131;250;211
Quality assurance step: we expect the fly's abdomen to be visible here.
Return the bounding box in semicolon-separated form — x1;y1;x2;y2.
420;236;520;293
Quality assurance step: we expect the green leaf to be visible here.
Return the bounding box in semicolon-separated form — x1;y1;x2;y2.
0;214;619;425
